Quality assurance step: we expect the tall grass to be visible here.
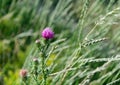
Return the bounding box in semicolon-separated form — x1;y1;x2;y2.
0;0;120;85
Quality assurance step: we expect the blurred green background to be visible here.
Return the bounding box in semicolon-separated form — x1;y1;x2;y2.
0;0;120;85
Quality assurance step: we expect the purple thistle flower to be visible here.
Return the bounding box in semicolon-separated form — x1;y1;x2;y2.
42;27;54;39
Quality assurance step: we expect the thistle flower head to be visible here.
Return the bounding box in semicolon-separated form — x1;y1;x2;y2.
42;27;54;39
20;69;28;78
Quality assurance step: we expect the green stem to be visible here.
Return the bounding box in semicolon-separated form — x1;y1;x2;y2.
24;80;29;85
33;75;39;85
42;55;46;85
41;40;50;85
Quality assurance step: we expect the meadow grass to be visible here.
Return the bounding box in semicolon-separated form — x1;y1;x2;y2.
0;0;120;85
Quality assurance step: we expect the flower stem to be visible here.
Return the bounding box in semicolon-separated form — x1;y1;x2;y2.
33;75;39;85
41;55;46;85
40;40;50;85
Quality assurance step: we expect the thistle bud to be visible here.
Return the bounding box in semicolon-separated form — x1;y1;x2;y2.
20;69;28;78
35;39;40;44
33;58;39;65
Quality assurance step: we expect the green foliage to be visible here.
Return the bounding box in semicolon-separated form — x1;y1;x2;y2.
0;0;120;85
